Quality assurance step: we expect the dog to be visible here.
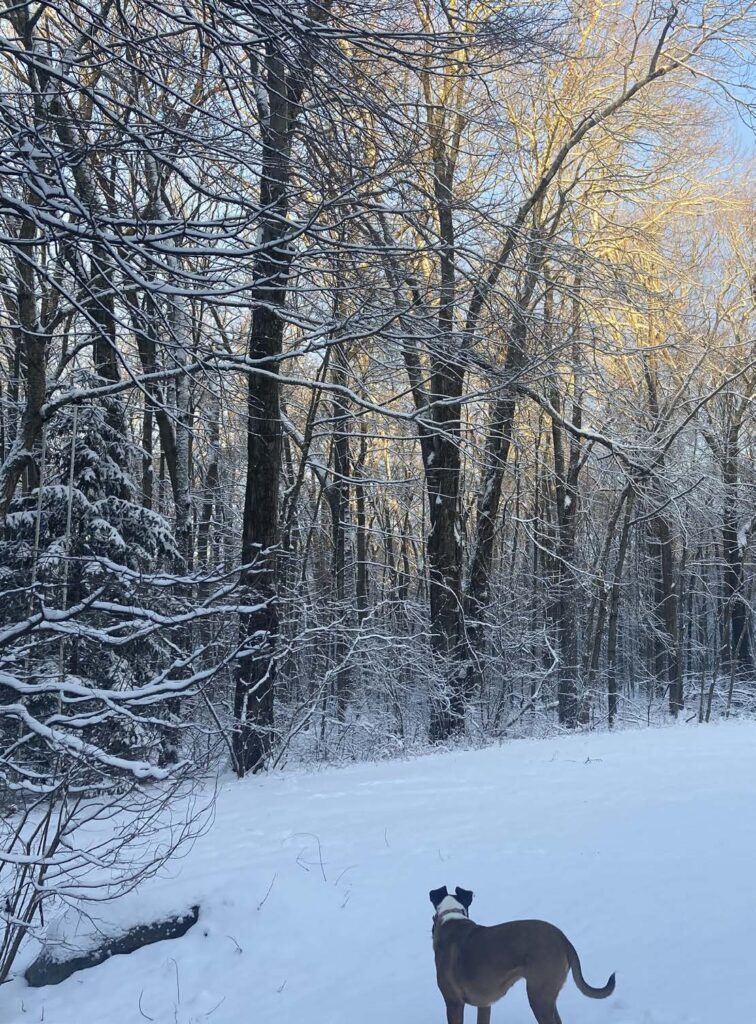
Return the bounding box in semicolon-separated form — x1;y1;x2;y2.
430;886;615;1024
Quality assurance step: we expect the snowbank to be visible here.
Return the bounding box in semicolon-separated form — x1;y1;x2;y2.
3;720;754;1023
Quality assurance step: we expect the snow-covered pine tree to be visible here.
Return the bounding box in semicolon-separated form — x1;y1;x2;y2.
0;388;182;776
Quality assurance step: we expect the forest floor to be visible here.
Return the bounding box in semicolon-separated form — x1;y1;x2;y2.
5;719;755;1024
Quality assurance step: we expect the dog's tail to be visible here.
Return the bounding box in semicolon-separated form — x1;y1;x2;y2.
565;940;615;999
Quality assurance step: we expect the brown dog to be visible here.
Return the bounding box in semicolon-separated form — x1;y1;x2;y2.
430;886;615;1024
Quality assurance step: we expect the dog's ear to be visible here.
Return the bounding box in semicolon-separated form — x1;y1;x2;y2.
429;886;448;908
454;886;474;909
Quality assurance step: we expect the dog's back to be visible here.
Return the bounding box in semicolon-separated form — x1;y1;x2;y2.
435;918;570;1009
430;887;615;1024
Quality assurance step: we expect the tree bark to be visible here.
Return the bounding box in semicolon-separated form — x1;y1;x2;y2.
354;424;369;627
141;394;154;510
234;8;333;773
464;241;543;692
606;489;636;725
197;393;220;570
325;340;352;717
0;222;47;525
642;353;682;715
546;278;585;728
721;424;752;672
648;512;682;714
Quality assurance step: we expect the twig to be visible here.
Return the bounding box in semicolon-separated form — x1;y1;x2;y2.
334;865;356;885
138;991;155;1022
204;996;226;1017
291;833;327;881
256;874;277;912
315;836;327;882
169;957;180;1006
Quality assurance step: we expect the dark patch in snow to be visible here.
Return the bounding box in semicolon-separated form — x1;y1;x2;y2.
24;906;200;987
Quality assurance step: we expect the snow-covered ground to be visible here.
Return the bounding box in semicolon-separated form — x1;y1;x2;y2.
4;720;755;1024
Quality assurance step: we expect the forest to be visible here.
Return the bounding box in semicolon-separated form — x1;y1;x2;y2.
0;0;754;988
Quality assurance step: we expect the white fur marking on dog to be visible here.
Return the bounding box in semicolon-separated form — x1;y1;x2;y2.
436;895;468;922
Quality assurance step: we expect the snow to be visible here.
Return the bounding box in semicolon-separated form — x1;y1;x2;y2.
4;721;756;1024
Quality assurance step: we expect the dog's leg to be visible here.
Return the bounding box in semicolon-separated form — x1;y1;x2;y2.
476;1007;491;1024
526;983;558;1024
444;1000;464;1024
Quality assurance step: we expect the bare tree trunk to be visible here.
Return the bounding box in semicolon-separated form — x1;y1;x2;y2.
88;243;120;383
0;224;46;525
130;304;187;546
325;340;352;718
721;428;752;673
648;512;682;714
464;242;543;692
397;143;467;739
551;405;582;727
400;315;467;739
235;295;285;774
583;485;632;706
141;395;154;510
234;8;333;773
548;278;585;728
607;489;637;726
354;424;369;628
197;393;220;570
642;353;682;715
172;361;193;569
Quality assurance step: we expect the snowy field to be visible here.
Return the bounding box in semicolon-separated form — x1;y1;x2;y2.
4;720;755;1024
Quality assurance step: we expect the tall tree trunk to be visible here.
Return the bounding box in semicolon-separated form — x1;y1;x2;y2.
354;424;369;628
130;302;187;544
234;8;332;773
141;396;154;510
141;154;194;566
642;352;682;715
197;393;220;570
88;242;120;383
721;426;752;672
648;512;682;714
235;304;285;773
326;340;352;718
425;120;467;740
396;106;467;740
0;224;46;525
172;353;193;569
548;278;584;728
606;489;637;726
583;485;632;707
400;320;466;739
551;403;582;727
464;240;543;692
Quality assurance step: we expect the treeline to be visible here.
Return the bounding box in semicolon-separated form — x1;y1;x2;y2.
1;0;754;791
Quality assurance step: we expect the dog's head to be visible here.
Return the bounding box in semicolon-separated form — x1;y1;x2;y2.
429;885;474;925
